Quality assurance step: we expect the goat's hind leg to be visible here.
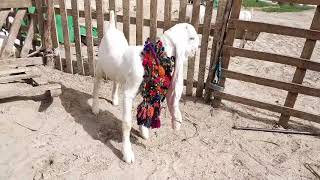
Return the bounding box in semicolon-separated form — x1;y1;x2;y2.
112;82;120;106
92;66;104;115
121;79;142;163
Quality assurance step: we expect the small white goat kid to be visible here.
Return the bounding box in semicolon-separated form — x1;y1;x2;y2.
92;11;200;163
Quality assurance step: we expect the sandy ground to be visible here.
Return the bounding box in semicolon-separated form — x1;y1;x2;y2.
1;1;320;179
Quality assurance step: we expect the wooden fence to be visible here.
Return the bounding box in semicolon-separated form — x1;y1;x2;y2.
50;0;217;97
205;0;320;127
41;0;256;97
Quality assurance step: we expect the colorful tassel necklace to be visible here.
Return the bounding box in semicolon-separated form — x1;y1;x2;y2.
136;38;175;128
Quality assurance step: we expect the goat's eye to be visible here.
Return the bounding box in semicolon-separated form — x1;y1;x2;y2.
190;37;195;40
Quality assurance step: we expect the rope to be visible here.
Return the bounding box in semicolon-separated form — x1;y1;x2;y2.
213;56;222;84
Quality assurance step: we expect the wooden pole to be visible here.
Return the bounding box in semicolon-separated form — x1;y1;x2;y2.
44;0;54;68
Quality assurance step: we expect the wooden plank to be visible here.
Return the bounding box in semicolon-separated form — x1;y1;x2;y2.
150;0;158;42
136;0;143;45
123;0;130;42
230;19;320;41
96;0;104;43
0;0;32;9
0;67;28;77
0;10;10;30
178;0;187;23
164;0;172;31
226;46;320;72
59;0;73;73
84;0;95;76
222;69;320;98
196;0;214;97
186;0;201;96
109;0;117;27
0;72;40;83
0;83;61;99
0;57;43;67
272;0;320;5
51;6;62;71
279;6;320;127
211;0;242;106
53;8;215;35
204;0;231;102
0;10;26;58
211;90;320;123
71;0;84;75
20;18;35;57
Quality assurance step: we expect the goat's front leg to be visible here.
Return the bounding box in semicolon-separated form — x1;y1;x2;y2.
122;94;135;163
112;82;120;106
92;67;104;115
167;102;182;130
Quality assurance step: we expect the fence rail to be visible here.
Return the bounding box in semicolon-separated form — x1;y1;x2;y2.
208;0;320;127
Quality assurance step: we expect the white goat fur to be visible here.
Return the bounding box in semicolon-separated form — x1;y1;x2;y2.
92;11;200;163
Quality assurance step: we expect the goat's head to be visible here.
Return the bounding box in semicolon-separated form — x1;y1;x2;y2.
165;23;199;60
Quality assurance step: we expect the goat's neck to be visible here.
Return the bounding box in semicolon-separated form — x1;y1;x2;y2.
159;35;175;58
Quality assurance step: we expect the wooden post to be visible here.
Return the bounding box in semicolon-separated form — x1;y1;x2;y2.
211;0;241;107
59;0;73;73
186;0;200;96
136;0;143;45
109;0;117;27
84;0;95;76
123;0;130;42
204;0;231;102
71;0;84;75
178;0;187;23
44;0;54;68
278;6;320;127
164;0;172;31
196;0;214;97
150;0;158;42
96;0;104;43
0;10;26;58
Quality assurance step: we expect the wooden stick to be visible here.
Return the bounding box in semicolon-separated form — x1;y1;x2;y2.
84;0;95;76
59;0;73;74
164;0;172;31
122;0;130;43
149;0;158;42
186;0;201;96
96;0;104;43
136;0;143;45
196;0;214;97
0;10;26;58
71;0;84;75
232;126;320;136
20;18;35;57
304;163;320;179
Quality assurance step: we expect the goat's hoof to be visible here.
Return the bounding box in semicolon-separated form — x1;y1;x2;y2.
112;100;119;106
123;148;135;163
92;107;99;115
139;125;149;139
172;120;182;131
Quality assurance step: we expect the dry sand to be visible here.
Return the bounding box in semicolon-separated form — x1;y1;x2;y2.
1;2;320;180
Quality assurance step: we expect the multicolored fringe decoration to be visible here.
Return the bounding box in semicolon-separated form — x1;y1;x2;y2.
136;38;175;128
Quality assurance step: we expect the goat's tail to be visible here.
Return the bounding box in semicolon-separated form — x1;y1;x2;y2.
109;10;116;28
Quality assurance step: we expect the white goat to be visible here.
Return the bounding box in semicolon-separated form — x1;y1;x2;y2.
92;11;200;163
